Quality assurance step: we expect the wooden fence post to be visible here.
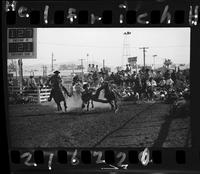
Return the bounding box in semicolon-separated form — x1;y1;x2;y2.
37;87;40;103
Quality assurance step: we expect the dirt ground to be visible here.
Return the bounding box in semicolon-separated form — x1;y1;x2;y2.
8;98;191;148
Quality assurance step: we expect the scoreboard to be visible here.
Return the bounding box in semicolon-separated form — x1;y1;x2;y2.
7;28;37;59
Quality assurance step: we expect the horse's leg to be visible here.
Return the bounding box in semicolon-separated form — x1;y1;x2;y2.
82;101;85;109
56;103;60;111
59;103;62;111
91;100;94;108
109;101;114;110
63;100;67;112
93;85;104;100
114;99;118;109
87;101;90;111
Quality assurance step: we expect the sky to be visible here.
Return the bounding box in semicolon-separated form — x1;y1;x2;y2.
22;28;190;68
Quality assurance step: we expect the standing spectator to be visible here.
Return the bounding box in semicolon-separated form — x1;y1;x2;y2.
150;69;156;79
88;64;91;72
95;65;99;72
164;69;171;79
27;75;37;90
38;76;44;89
171;70;177;84
22;78;28;87
155;71;163;83
125;64;131;73
91;64;95;72
146;77;157;101
133;74;142;99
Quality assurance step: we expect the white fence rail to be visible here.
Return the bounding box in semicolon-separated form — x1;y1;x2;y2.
8;86;51;104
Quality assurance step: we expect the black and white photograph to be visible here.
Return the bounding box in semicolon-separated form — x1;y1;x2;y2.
7;28;191;148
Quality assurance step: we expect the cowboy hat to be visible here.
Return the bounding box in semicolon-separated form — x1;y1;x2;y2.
54;70;60;74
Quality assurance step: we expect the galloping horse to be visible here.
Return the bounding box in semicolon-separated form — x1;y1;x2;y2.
50;84;71;112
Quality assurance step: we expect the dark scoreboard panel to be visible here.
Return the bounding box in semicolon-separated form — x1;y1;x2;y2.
7;28;37;59
9;28;33;38
9;42;33;52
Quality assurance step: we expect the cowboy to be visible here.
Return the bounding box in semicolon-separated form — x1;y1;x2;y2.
72;74;80;86
46;70;62;102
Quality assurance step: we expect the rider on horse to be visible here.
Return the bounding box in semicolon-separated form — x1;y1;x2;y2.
46;70;68;102
72;74;81;86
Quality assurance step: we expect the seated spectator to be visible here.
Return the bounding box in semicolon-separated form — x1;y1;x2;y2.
150;77;157;87
166;76;174;90
150;70;156;79
159;77;166;88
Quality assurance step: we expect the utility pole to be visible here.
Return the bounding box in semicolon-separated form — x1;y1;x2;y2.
51;52;56;72
79;59;85;80
152;54;157;70
139;47;149;68
42;65;47;77
18;58;23;93
103;59;105;69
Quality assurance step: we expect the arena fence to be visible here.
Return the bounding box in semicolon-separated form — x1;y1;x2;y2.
8;86;51;104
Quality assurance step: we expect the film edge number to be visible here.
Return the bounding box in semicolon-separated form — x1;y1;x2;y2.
13;148;155;170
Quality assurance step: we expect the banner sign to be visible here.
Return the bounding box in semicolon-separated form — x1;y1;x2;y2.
128;57;137;63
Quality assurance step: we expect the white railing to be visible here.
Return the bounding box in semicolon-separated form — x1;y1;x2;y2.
8;86;51;104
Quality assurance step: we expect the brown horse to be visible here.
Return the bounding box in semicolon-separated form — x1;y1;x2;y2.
50;85;71;112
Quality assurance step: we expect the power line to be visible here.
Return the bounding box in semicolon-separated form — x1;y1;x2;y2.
38;42;189;49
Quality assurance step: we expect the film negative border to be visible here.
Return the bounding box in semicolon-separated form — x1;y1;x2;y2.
4;0;200;26
9;148;200;172
2;0;200;173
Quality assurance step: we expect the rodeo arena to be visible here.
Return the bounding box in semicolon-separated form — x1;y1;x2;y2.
8;29;191;148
